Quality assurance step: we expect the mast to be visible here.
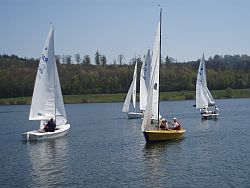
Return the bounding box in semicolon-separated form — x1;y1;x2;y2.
157;8;162;126
53;26;56;124
134;54;137;113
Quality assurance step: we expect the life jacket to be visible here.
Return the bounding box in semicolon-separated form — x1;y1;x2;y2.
174;121;181;130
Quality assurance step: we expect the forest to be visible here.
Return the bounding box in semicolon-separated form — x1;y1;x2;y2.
1;53;250;98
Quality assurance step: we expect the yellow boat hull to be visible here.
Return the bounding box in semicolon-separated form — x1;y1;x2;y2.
143;129;185;142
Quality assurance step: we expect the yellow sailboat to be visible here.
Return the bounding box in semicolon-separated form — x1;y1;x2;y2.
141;8;185;143
143;129;185;142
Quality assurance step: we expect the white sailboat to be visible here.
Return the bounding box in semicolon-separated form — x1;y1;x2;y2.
22;27;70;141
141;9;185;142
122;61;143;119
196;54;219;119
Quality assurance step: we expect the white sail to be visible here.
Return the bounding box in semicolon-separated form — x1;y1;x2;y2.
150;20;161;120
122;82;133;113
141;58;158;131
196;54;215;109
132;61;137;110
140;49;151;111
142;16;161;130
122;61;138;113
29;27;67;128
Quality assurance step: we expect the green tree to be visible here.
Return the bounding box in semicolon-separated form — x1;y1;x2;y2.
118;54;124;65
74;53;81;64
95;51;100;66
164;56;171;64
66;55;72;65
82;55;91;65
100;55;107;66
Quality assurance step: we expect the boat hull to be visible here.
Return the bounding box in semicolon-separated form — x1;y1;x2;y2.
22;124;70;141
143;129;185;142
128;112;143;119
201;113;219;120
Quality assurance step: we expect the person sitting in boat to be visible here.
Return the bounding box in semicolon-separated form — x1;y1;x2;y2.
214;105;219;114
200;107;208;115
160;118;168;130
171;118;181;130
44;118;56;132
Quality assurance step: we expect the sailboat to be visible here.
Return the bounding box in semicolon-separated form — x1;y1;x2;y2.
122;61;143;119
141;9;185;142
196;54;219;119
22;27;70;141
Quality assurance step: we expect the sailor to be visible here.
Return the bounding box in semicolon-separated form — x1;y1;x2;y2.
200;107;208;115
214;105;219;114
160;118;168;130
171;118;181;130
44;118;56;132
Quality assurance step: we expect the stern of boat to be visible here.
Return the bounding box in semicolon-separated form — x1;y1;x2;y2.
128;112;143;119
201;113;219;120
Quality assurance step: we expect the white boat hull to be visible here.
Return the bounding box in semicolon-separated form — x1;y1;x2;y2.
127;112;143;119
201;113;219;120
22;124;70;141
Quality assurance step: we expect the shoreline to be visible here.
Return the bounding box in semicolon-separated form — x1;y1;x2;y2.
0;88;250;105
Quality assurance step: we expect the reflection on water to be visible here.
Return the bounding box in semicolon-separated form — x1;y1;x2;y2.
26;138;68;187
141;140;184;188
200;119;209;130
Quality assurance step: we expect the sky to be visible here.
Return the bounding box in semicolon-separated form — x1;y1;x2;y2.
1;0;250;63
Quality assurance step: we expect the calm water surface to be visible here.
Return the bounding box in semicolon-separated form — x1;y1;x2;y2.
0;98;250;187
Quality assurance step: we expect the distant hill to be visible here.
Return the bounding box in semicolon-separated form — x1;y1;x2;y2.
1;54;250;98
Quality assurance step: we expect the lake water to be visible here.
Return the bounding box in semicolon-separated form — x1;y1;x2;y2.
0;98;250;188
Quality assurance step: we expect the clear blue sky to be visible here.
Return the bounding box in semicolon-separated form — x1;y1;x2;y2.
1;0;250;63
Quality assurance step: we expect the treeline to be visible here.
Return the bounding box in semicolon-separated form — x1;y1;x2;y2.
1;54;250;98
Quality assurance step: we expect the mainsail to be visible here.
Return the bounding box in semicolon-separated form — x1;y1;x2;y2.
150;19;161;120
141;57;158;131
142;13;161;130
196;54;215;109
29;27;67;128
122;61;138;113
